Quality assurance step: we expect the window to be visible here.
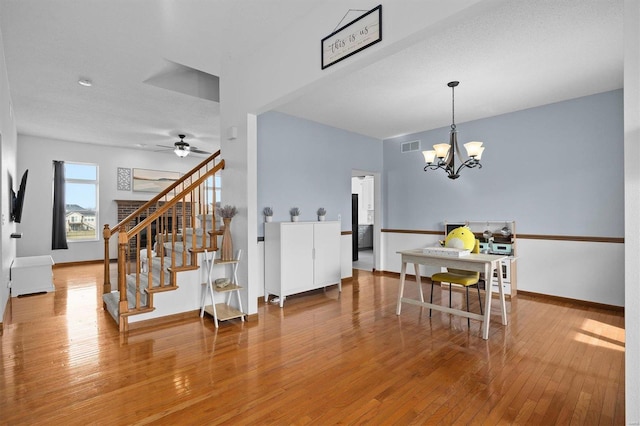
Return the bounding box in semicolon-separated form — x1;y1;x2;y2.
213;175;221;207
65;162;98;241
203;175;221;210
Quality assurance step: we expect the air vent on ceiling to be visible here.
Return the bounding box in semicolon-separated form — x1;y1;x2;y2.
401;140;420;153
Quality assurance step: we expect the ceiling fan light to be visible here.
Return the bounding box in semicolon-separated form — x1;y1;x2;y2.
174;146;190;157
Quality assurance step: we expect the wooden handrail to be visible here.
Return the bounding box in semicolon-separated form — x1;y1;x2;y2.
126;160;224;239
107;150;221;237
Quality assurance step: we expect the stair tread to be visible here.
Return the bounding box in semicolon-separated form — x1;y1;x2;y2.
168;266;198;272
146;285;179;294
187;247;218;254
120;306;155;317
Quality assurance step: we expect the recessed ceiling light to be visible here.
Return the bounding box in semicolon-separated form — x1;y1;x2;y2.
78;79;92;87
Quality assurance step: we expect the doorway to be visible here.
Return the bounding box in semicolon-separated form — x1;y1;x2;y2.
351;174;374;271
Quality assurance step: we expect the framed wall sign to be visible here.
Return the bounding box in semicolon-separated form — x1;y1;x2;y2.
321;5;382;70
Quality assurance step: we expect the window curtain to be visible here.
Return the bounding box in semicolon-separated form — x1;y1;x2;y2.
52;160;68;250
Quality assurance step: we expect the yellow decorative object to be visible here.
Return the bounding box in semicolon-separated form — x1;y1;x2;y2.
443;226;477;251
430;226;482;326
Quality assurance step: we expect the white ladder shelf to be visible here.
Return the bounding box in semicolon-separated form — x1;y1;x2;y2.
199;249;245;327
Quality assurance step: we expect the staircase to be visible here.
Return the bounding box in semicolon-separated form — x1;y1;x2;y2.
102;151;225;332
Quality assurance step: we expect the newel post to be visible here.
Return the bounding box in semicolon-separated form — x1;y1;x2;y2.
103;224;111;294
118;231;129;309
117;231;130;332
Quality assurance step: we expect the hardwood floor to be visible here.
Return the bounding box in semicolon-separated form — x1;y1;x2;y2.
0;265;625;424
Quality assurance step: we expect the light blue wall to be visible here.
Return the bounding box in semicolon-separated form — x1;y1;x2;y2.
257;111;382;237
383;90;624;237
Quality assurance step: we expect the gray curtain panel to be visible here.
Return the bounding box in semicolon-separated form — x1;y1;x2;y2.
52;160;68;250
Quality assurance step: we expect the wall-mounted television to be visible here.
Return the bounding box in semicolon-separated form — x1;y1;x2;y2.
11;169;28;223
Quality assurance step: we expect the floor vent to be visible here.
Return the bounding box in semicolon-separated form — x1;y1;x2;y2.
401;140;420;153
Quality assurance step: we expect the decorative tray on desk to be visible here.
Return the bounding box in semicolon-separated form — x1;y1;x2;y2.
422;247;471;257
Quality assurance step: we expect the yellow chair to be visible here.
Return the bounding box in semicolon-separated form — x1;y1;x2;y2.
429;233;483;327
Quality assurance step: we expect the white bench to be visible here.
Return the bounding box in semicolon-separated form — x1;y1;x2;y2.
10;255;55;297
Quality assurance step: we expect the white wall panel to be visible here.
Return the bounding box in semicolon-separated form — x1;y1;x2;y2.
382;232;624;307
624;1;640;420
517;239;623;306
382;232;442;278
341;234;353;279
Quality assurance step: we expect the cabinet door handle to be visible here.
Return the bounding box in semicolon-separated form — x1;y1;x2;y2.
312;248;315;260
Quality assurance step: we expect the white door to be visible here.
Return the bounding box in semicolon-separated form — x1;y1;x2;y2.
281;223;314;294
313;222;341;287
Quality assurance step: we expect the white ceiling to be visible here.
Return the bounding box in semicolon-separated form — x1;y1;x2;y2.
277;0;624;139
0;0;624;153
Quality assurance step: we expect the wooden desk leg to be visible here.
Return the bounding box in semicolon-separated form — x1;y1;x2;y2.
414;263;424;303
481;262;493;340
396;260;407;315
497;260;507;325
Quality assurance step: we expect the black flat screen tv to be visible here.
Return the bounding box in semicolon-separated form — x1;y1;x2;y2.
11;169;28;223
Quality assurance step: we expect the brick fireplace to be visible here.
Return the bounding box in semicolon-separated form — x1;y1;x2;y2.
115;200;192;253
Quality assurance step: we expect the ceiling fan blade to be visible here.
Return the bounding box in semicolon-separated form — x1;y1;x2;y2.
154;144;175;150
190;147;211;155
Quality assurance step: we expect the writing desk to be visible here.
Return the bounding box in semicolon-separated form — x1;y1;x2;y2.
395;249;508;340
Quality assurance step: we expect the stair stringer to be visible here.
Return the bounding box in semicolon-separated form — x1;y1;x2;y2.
126;252;234;324
127;268;201;324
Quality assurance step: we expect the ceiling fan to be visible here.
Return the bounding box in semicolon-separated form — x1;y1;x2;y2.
156;134;211;158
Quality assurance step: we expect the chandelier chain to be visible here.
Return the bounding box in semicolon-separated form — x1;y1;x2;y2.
451;84;456;130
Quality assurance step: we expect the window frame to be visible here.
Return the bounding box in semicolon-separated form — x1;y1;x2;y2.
64;161;99;242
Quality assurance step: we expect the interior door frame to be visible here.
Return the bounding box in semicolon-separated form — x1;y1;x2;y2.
351;169;381;271
352;193;358;261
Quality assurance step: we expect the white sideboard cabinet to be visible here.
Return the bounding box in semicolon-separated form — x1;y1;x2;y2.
10;255;55;297
264;221;341;307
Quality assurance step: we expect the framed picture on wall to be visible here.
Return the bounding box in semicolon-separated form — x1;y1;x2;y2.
117;167;131;191
132;168;180;193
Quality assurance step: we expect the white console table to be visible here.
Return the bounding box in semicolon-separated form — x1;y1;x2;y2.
11;255;55;297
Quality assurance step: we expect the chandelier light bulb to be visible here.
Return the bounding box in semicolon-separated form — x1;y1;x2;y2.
464;141;484;157
422;150;437;164
433;143;451;159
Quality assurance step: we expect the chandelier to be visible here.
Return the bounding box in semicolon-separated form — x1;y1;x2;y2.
422;81;485;180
